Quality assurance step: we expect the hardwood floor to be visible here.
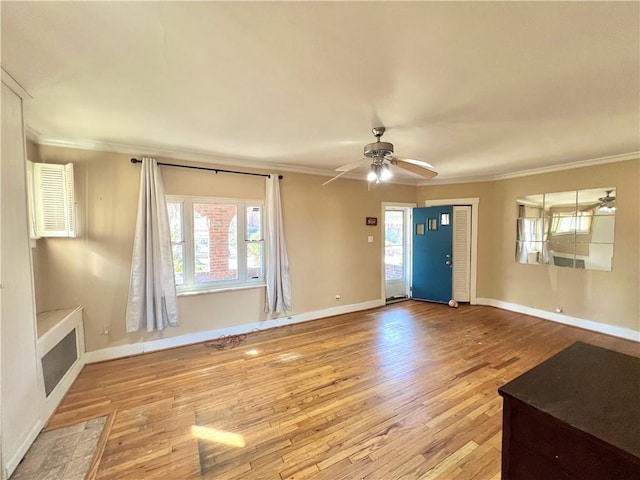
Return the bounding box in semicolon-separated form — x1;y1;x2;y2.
48;302;639;479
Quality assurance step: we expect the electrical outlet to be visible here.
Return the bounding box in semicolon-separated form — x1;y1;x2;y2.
102;325;111;335
335;294;341;300
555;307;563;313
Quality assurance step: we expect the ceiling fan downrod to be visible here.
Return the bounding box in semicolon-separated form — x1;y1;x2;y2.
372;126;385;141
364;127;394;159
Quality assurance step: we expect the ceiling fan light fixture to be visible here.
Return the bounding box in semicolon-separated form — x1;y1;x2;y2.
366;165;378;182
380;163;392;181
366;163;388;183
598;204;616;213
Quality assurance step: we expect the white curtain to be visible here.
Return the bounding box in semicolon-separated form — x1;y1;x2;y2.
516;218;530;263
126;157;179;332
265;174;292;313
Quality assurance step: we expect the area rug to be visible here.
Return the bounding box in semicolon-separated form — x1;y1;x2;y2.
9;413;114;480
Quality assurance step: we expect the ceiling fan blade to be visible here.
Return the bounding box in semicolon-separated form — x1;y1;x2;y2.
394;156;436;170
579;202;600;212
393;158;438;179
322;170;350;186
336;158;369;172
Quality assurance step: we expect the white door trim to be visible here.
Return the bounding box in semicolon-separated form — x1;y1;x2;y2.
424;197;479;304
381;202;416;303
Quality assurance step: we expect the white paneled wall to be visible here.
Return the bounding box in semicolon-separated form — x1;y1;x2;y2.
1;80;42;479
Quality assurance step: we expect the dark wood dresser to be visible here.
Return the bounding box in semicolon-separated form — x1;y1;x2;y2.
498;342;640;480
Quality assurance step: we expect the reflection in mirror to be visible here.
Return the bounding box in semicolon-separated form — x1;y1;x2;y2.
582;243;614;271
516;188;615;271
578;188;616;215
549;238;578;267
516;195;546;264
545;192;578;269
517;194;544;217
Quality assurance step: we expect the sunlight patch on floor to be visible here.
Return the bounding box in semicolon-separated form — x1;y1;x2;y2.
191;426;245;448
278;352;301;362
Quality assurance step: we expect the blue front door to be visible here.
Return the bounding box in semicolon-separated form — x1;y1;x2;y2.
412;206;453;303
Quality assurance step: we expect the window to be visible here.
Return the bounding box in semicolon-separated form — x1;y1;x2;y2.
550;211;592;234
166;196;264;292
27;161;76;238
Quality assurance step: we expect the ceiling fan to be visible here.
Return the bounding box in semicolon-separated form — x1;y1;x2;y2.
596;190;616;212
579;190;616;213
323;127;438;186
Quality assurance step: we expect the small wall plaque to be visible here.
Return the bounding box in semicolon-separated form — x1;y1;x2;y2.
366;217;378;226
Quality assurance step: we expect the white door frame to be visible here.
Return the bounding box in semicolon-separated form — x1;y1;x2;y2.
380;202;416;302
424;197;479;304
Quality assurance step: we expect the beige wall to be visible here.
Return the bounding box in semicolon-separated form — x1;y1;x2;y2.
30;144;640;352
417;159;640;332
31;145;416;351
283;173;416;311
491;160;639;332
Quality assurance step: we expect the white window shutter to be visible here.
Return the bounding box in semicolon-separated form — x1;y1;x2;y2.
33;162;75;237
26;160;40;238
452;206;471;302
64;162;75;236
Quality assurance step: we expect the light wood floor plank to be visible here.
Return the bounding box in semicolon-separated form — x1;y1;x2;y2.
47;301;639;478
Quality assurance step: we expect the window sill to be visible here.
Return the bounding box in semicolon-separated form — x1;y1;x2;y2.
177;283;266;297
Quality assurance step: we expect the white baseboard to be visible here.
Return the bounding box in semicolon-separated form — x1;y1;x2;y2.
477;298;640;342
84;299;385;364
84;342;144;364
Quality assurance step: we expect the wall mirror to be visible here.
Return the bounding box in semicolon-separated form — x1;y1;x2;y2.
516;188;615;271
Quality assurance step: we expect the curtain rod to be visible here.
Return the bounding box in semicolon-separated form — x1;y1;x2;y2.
130;158;283;179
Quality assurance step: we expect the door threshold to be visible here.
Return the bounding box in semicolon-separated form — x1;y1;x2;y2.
385;296;410;305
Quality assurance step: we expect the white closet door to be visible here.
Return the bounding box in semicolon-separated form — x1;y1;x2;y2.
452;206;471;302
1;82;42;479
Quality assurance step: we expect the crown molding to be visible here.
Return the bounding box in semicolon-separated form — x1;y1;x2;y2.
417;151;640;186
30;135;638;188
25;124;41;141
418;173;497;186
492;151;640;180
1;68;33;99
33;135;335;175
32;136;421;185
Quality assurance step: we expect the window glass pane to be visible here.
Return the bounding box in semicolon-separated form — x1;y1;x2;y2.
167;202;183;242
385;211;403;281
172;244;184;285
247;206;262;240
247;242;263;280
385;211;403;246
193;204;238;282
167;201;184;285
384;246;403;280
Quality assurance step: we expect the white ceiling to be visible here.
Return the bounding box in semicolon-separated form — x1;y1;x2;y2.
2;2;639;183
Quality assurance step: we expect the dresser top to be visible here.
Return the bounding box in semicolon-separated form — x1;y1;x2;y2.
499;341;640;460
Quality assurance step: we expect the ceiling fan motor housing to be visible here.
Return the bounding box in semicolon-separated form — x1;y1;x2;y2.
364;141;394;159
